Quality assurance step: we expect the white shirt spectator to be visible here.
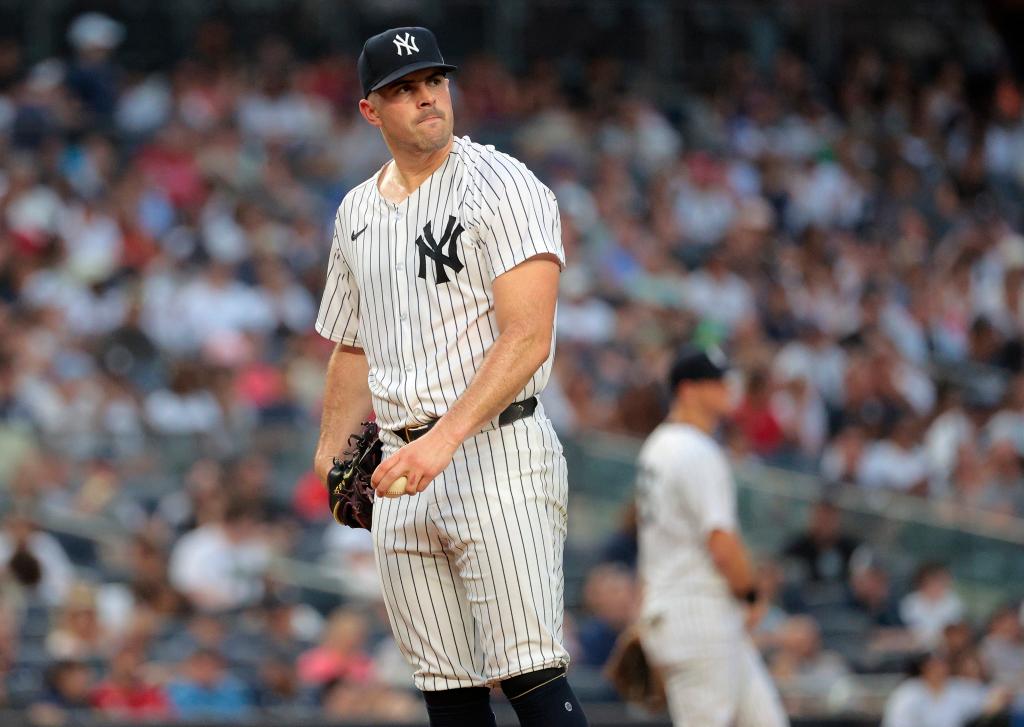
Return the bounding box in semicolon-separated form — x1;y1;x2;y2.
557;297;617;344
985;407;1024;457
857;441;929;493
773;339;848;406
144;389;223;435
0;530;74;607
237;91;330;142
683;269;754;331
980;633;1024;687
882;677;986;727
59;205;124;284
5;184;64;237
924;408;975;486
176;273;275;348
900;590;965;647
892;360;937;416
674;183;737;246
786;161;866;231
169;523;270;611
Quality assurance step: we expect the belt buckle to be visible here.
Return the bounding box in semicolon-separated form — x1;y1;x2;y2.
401;423;429;443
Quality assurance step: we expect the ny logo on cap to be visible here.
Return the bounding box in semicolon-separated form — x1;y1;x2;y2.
393;32;419;56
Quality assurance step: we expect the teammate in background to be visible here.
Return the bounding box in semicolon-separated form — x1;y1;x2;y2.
312;26;588;727
635;345;788;727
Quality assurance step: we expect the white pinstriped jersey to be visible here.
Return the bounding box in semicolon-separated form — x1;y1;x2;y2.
636;423;744;646
314;135;564;431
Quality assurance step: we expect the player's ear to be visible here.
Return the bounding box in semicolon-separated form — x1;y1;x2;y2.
359;97;383;128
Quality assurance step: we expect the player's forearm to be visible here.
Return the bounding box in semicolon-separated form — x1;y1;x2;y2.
314;344;373;479
432;320;551;446
707;529;757;598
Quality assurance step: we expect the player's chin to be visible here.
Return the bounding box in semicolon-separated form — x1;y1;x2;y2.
413;123;452;150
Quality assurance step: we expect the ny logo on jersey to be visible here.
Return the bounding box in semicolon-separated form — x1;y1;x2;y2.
415;216;465;285
393;32;419;56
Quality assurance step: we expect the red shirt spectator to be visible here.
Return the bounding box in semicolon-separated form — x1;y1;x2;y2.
733;369;786;456
91;647;172;720
297;610;374;686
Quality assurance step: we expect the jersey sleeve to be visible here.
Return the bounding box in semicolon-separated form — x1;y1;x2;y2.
676;442;738;537
314;217;361;346
477;153;565;280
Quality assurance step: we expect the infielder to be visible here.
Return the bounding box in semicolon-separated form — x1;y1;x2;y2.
635;346;788;727
313;26;588;727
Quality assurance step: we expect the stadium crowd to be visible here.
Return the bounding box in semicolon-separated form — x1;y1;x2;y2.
0;7;1023;725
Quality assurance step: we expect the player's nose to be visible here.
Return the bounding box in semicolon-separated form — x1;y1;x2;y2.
414;83;436;106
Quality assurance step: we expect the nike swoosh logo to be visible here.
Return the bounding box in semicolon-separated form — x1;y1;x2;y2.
351;224;368;241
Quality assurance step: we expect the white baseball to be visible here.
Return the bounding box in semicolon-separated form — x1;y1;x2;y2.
383;475;409;498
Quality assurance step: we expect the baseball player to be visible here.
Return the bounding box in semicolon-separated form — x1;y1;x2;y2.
635;346;788;727
312;26;588;727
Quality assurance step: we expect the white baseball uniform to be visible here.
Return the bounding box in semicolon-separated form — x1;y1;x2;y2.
315;135;570;690
636;422;788;727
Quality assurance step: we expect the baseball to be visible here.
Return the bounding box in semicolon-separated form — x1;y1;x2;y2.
383;475;409;498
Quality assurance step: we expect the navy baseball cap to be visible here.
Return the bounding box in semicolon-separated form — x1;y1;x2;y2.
358;27;457;98
669;345;730;390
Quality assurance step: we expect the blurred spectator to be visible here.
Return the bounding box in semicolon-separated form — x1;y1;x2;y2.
858;419;930;495
45;583;109;660
847;557;904;629
900;563;966;648
769;616;851;706
296;608;374;687
90;645;172;719
979;605;1024;688
64;13;123;125
166;648;252;719
154;613;228;665
2;4;1024;724
732;367;787;459
783;501;862;585
882;652;1007;727
319;677;423;722
574;563;637;668
168;500;271;612
28;660;94;726
0;513;73;607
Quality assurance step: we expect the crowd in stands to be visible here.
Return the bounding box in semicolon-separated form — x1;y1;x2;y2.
1;6;1024;725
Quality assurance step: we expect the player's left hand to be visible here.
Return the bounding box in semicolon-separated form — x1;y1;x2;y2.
372;427;461;496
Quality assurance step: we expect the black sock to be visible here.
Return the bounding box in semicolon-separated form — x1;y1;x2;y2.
501;669;589;727
422;686;496;727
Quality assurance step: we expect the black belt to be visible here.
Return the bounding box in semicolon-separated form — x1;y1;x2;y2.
392;397;538;444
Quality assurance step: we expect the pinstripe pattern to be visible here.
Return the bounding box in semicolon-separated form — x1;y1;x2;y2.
372;410;569;690
315;136;564;432
315;136;570;689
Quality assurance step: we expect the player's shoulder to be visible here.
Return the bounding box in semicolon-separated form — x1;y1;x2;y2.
641;423;724;462
329;173;382;240
454;135;552;196
337;174;380;215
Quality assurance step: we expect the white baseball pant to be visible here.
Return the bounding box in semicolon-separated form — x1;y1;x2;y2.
371;408;570;691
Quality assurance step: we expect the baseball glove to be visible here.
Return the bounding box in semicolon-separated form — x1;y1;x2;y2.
603;625;667;713
326;421;382;530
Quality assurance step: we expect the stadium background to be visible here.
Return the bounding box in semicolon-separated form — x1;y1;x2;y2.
2;0;1024;725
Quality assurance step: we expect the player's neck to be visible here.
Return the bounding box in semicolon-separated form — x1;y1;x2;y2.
667;405;717;435
381;136;454;201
